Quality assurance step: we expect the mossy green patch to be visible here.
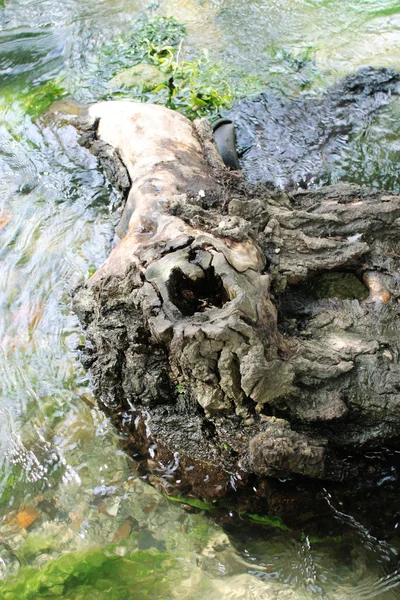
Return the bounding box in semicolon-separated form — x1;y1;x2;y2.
109;64;168;92
302;272;369;301
0;546;175;600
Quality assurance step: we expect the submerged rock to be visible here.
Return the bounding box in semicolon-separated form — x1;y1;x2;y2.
108;64;168;92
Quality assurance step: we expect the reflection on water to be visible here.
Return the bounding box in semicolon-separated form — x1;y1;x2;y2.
1;0;400;597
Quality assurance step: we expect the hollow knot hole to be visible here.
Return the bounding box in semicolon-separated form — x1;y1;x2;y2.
167;262;230;316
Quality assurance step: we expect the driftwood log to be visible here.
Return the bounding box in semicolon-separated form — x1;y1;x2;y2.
73;101;400;531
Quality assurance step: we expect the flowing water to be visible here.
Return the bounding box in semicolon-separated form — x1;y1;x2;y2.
1;0;400;598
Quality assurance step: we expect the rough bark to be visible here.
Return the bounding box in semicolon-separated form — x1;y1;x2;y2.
72;100;400;528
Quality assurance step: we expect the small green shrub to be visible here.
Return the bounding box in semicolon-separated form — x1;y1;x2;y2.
147;43;232;118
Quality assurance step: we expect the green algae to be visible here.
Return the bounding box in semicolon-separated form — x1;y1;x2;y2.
18;533;58;564
1;79;67;118
0;468;22;507
261;44;323;94
0;546;175;600
23;80;67;116
108;43;232;118
102;16;321;120
126;15;186;52
155;49;232;118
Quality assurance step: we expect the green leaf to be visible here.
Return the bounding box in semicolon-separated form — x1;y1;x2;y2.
166;495;213;511
244;513;290;531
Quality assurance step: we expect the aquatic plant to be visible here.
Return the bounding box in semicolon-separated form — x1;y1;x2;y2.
102;16;186;72
136;15;186;48
166;494;213;511
0;79;67;117
263;44;323;94
241;512;290;532
103;16;268;119
0;546;175;599
105;19;231;118
148;44;232;118
22;80;67;116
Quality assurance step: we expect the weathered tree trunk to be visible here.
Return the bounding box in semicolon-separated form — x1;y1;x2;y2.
73;101;400;530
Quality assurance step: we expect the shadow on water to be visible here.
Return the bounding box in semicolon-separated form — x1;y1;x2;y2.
1;0;400;598
228;67;400;190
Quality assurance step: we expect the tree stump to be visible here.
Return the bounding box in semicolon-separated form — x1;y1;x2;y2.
73;101;400;530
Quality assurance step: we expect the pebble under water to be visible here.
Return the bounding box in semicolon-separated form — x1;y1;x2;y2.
1;0;400;598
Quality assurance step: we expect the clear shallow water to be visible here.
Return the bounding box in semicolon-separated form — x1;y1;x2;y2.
1;0;400;598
